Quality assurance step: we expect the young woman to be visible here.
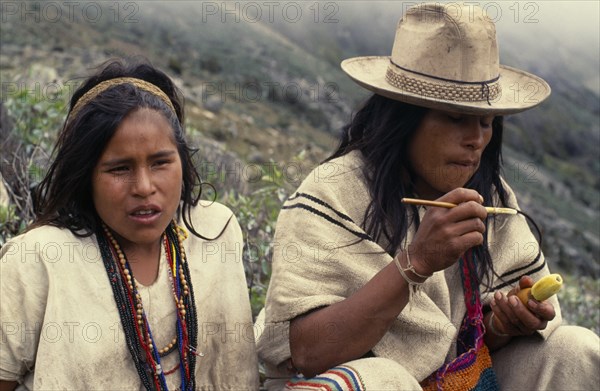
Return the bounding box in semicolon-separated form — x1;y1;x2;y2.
257;3;599;390
0;59;259;390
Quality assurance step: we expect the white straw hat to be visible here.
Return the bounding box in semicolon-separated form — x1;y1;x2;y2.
341;2;551;114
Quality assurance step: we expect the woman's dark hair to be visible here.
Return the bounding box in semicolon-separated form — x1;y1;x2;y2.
31;58;205;238
327;94;508;288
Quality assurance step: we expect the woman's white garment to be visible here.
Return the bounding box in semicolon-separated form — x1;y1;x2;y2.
256;150;599;390
0;202;259;390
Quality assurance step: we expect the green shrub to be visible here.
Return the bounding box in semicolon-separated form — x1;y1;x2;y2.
217;159;295;318
0;90;66;243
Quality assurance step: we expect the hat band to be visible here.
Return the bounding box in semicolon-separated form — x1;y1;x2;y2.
385;61;501;104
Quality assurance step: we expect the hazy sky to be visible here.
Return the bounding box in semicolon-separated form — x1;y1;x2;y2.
493;1;599;40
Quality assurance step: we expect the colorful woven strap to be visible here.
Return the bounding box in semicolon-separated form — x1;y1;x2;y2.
285;365;365;391
421;249;500;391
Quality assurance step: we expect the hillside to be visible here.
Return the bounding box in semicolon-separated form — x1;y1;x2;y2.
1;2;598;281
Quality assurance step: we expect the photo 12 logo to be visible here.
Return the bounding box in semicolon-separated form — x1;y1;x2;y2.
200;1;339;24
401;1;540;24
0;2;139;24
1;80;78;104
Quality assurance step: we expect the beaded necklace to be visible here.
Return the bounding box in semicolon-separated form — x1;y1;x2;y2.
97;220;199;390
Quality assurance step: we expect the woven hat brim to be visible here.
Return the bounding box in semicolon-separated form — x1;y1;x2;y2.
341;56;551;115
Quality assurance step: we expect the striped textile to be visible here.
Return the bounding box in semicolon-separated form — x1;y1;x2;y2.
285;365;365;391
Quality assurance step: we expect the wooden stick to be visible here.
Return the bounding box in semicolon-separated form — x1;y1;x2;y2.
401;198;518;215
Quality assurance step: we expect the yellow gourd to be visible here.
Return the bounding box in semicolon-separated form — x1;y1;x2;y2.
516;274;563;305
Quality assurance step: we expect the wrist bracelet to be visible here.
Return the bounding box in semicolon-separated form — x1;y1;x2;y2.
393;251;428;304
393;253;425;285
488;313;509;337
404;246;433;279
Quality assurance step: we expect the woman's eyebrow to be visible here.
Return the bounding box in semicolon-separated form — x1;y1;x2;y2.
99;157;132;167
149;150;177;159
99;150;177;167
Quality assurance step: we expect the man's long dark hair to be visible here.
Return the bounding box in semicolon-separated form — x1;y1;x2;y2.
31;58;206;238
327;94;509;288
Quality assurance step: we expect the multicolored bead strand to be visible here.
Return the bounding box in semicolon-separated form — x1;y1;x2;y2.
97;220;198;390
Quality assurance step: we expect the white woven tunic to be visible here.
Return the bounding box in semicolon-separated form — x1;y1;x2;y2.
0;201;259;390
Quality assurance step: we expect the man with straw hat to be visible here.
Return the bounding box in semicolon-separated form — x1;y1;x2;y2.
257;2;599;390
